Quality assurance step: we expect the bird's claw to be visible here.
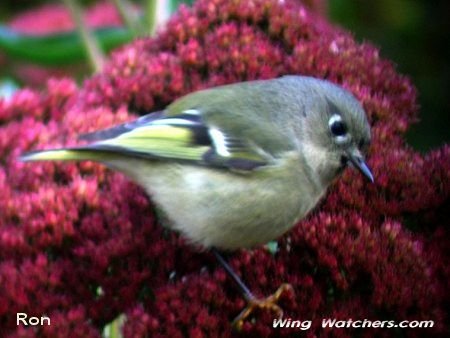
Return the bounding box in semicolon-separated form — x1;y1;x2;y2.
232;283;294;331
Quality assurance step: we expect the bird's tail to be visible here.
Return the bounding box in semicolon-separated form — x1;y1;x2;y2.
20;147;114;163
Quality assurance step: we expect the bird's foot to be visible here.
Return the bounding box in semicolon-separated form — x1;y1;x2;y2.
232;283;293;331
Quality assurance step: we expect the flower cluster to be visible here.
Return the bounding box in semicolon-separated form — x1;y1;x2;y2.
1;0;448;336
8;1;123;34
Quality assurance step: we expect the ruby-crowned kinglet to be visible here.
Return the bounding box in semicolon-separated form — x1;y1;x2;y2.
21;75;373;250
21;75;373;328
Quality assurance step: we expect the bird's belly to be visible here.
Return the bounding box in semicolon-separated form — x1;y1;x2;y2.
109;156;324;250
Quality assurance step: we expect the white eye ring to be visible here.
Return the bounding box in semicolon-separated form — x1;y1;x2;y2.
335;135;348;143
328;114;342;127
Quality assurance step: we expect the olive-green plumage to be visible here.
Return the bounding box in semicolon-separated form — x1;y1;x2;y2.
21;76;373;250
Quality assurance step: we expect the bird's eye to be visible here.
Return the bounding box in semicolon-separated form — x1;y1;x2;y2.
330;121;347;136
328;114;347;137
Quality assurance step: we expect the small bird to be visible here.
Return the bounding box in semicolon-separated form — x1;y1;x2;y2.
21;75;373;329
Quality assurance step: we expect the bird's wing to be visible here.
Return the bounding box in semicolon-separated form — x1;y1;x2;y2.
22;81;297;170
79;111;166;142
76;86;292;171
80;107;281;171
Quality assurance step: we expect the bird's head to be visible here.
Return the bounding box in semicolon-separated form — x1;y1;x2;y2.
300;79;373;184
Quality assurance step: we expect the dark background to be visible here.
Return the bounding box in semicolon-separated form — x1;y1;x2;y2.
329;0;449;151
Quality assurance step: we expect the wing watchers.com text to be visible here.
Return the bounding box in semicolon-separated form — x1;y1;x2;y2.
273;318;434;330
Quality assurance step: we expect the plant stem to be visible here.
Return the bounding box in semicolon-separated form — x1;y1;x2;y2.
111;0;142;36
62;0;105;72
145;0;158;36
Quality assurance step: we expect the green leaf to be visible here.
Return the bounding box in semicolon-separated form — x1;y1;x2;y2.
102;313;126;338
0;25;133;66
265;241;279;255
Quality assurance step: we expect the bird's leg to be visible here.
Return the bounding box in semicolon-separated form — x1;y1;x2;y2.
212;249;293;330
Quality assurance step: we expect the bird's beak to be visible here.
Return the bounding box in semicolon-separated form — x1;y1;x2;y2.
347;151;374;183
